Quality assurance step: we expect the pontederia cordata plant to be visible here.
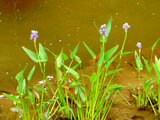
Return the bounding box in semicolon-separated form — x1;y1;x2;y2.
3;18;133;120
129;39;159;111
3;31;60;120
79;18;127;120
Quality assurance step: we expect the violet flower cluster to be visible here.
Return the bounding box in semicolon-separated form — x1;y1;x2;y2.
100;24;108;37
30;30;38;40
122;23;131;30
136;42;142;49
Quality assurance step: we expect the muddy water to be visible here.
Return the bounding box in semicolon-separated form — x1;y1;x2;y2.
0;0;160;93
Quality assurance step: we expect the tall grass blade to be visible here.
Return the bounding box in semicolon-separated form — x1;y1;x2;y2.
152;38;159;51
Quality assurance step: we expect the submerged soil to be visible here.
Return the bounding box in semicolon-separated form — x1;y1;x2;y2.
1;45;160;120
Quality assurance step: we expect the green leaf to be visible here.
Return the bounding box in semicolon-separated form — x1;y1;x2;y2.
56;50;63;68
83;42;96;59
105;52;119;68
79;88;86;102
33;91;40;100
142;56;151;74
152;38;159;51
82;74;90;78
63;64;80;80
98;47;104;67
106;17;112;35
39;43;48;62
3;93;20;103
153;63;160;79
104;45;119;62
70;80;80;87
75;86;79;95
17;78;26;95
15;64;28;81
129;84;135;92
74;55;81;64
22;46;38;63
27;66;36;81
57;85;66;107
105;68;122;76
71;64;79;70
152;92;157;102
79;86;85;91
89;73;97;83
45;47;57;58
24;100;29;112
70;42;80;58
62;52;68;61
135;51;143;71
59;106;75;118
107;84;125;92
121;51;133;56
28;90;35;105
34;84;47;93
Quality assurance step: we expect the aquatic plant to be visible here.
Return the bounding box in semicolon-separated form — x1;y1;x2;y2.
130;39;159;110
2;17;132;120
3;65;36;120
130;42;145;108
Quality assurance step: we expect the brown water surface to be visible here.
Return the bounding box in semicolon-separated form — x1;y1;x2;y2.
0;0;160;92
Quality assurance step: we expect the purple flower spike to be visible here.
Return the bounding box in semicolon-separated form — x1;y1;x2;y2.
122;23;131;30
100;24;108;37
136;42;142;49
30;30;38;40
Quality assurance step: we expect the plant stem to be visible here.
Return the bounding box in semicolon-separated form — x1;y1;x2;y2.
120;30;127;59
107;30;128;87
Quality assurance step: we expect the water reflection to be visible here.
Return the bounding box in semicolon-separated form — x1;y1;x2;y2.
0;0;160;92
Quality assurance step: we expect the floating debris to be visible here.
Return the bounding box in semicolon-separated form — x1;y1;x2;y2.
0;95;4;98
152;12;155;16
38;80;46;85
10;107;18;113
47;76;53;79
47;76;54;80
50;43;52;46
